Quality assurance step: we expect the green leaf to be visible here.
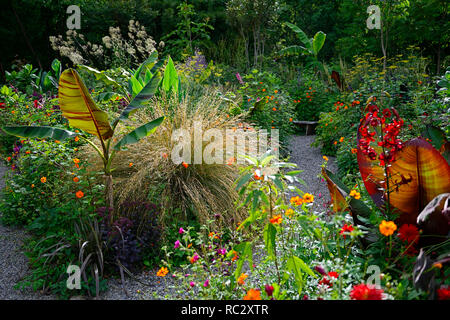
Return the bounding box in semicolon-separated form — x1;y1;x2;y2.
312;31;326;56
286;256;303;293
284;22;312;52
235;172;253;191
118;72;162;120
279;45;310;57
162;56;179;94
78;65;122;88
2;126;78;141
263;223;277;258
114;116;164;150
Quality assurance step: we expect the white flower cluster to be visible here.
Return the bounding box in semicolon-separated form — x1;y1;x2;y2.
49;20;158;68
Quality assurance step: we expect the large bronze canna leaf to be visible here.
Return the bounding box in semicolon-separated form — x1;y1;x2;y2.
58;69;113;140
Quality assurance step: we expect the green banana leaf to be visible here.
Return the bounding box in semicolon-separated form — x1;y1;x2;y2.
113;116;165;150
2;125;78;141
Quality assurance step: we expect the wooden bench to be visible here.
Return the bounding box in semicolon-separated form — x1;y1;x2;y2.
292;121;318;135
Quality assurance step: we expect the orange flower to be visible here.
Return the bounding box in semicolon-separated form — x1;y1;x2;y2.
272;107;277;111
31;184;35;188
73;177;79;183
40;177;47;183
129;162;133;167
339;137;344;143
303;193;314;203
73;158;80;164
351;148;358;154
182;162;189;168
74;136;79;142
231;250;238;262
289;118;293;122
54;140;60;144
349;189;361;200
76;190;84;198
274;90;278;93
285;208;294;218
333;141;338;145
25;151;31;154
156;267;169;277
269;215;283;225
323;156;328;161
290;196;303;206
187;243;192;248
237;273;248;285
262;88;266;92
244;289;261;300
7;157;11;161
379;220;397;236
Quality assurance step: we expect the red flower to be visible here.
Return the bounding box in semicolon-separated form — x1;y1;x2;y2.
350;284;383;300
398;224;420;244
327;271;339;278
437;287;450;300
319;272;339;287
340;224;354;239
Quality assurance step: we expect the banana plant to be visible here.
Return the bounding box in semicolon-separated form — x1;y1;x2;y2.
1;63;176;217
280;22;326;59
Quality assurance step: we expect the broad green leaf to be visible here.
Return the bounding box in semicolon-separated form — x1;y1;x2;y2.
58;69;113;140
263;223;277;258
2;126;78;141
284;22;312;52
118;71;162;120
113;116;164;150
235;172;253;191
312;31;326;56
279;45;310;57
77;65;122;88
286;256;303;293
421;126;450;164
162;56;179;94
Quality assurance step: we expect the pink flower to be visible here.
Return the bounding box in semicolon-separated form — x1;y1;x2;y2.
174;240;181;249
235;72;244;85
265;285;274;297
190;281;195;287
179;227;185;234
203;279;210;287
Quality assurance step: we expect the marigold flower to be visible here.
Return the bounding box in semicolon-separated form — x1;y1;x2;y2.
74;136;79;142
243;289;261;300
73;158;80;164
350;284;383;300
156;267;169;277
303;193;314;203
379;220;397;236
40;177;47;183
351;148;358;154
269;215;283;225
76;190;84;198
73;177;79;183
237;273;248;285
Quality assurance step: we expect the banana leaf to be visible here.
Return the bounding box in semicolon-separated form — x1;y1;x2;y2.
2;125;78;141
113;116;165;150
58;69;114;140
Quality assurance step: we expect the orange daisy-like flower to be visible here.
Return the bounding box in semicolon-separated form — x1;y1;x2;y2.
349;190;361;199
339;137;344;143
73;177;79;183
40;177;47;183
269;215;283;225
244;289;261;300
156;267;169;277
303;193;314;203
31;184;35;188
231;250;238;262
379;220;397;236
290;196;303;206
73;158;80;164
182;162;189;168
272;107;277;111
351;148;358;154
237;273;248;285
289;118;293;122
129;162;133;167
76;190;84;199
74;136;80;142
323;156;329;161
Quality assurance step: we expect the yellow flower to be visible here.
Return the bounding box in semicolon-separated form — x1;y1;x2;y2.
290;196;303;206
156;267;169;277
323;156;329;161
349;190;361;199
379;220;397;236
40;177;47;183
237;273;248;285
285;208;294;218
339;137;344;143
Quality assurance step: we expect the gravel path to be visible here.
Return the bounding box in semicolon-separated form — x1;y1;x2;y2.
0;135;336;300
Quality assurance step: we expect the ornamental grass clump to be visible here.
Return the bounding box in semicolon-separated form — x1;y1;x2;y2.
115;89;250;227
